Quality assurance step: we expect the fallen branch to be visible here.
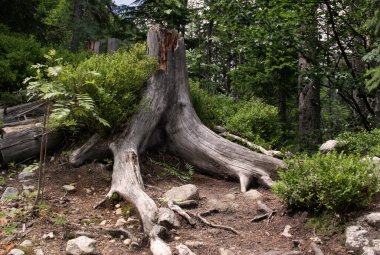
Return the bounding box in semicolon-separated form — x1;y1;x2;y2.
168;200;196;226
195;212;240;235
219;131;281;158
251;200;276;224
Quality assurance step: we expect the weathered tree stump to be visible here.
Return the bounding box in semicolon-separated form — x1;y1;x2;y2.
70;26;284;255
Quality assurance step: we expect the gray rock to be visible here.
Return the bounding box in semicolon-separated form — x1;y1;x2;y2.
219;248;234;255
243;189;263;201
1;187;19;201
177;244;196;255
42;232;54;239
18;172;35;181
22;185;35;191
207;199;235;213
371;239;380;251
66;236;96;255
365;213;380;228
34;248;44;255
184;241;203;248
163;184;199;202
158;207;180;229
362;247;376;255
115;217;127;227
62;185;76;192
7;249;25;255
19;239;33;247
123;239;132;246
224;193;236;201
373;157;380;163
319;140;338;153
345;225;369;252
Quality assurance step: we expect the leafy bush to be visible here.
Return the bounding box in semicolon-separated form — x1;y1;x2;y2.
75;43;158;131
190;81;281;147
273;152;379;213
0;26;43;91
336;129;380;156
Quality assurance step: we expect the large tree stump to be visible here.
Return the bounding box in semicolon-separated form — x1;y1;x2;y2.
71;26;283;255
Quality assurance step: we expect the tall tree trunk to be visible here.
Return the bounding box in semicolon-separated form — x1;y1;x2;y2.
298;54;322;148
70;26;283;255
70;0;82;52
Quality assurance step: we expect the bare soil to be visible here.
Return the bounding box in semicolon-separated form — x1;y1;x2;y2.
1;153;377;255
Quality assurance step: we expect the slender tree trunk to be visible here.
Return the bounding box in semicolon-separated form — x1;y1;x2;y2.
298;53;322;148
70;0;82;52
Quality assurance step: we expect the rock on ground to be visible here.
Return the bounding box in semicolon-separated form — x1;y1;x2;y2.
1;187;19;201
157;207;180;229
243;189;263;201
7;249;25;255
19;239;33;247
177;244;196;255
66;236;96;255
365;213;380;228
163;184;199;202
319;140;338;153
18;171;35;181
345;225;369;252
207;198;236;213
219;248;235;255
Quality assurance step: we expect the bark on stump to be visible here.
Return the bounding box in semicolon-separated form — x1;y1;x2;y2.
70;26;283;255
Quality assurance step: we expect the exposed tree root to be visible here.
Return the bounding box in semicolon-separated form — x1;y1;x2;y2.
251;200;276;224
168;200;196;226
194;212;240;235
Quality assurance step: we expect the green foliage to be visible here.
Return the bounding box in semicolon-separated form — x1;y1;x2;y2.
0;176;5;186
74;43;158;131
25;49;109;130
190;81;281;147
336;129;380;156
273;153;379;213
0;27;43;91
150;159;194;181
4;222;18;235
50;213;67;225
305;213;344;236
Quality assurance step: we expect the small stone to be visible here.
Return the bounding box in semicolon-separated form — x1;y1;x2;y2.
115;204;121;208
281;225;292;238
1;187;19;201
115;217;127;227
219;248;234;255
310;236;322;244
207;199;234;213
243;189;262;201
99;220;107;226
123;239;132;246
18;172;35;181
371;239;380;251
85;189;91;194
362;247;376;255
345;225;369;252
174;236;181;241
176;244;196;255
109;239;116;243
66;236;96;255
19;239;33;247
42;232;54;239
319;140;338;153
22;185;35;191
158;207;180;229
7;249;25;255
365;213;380;228
224;193;236;201
163;184;199;202
34;248;44;255
115;208;123;215
62;185;76;192
184;240;203;248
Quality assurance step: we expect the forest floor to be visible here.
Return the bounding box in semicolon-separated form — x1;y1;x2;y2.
1;153;380;255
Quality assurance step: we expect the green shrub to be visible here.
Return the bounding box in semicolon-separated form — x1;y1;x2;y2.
75;43;158;131
0;27;43;91
273;152;379;213
190;81;281;147
336;129;380;156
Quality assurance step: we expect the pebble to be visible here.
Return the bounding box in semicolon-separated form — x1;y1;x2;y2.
34;248;44;255
42;232;54;239
115;217;127;227
115;208;123;215
99;220;107;226
123;239;132;246
243;189;263;201
19;239;33;247
62;185;76;192
7;249;25;255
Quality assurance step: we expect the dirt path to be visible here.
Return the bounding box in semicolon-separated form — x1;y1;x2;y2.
0;156;360;255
